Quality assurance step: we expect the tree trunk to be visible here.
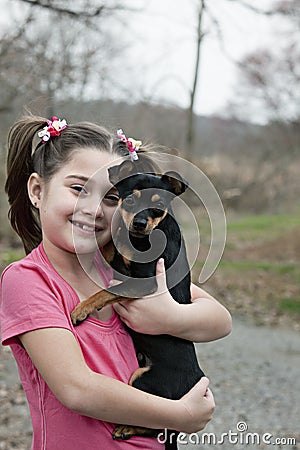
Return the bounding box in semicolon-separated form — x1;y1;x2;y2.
186;0;205;162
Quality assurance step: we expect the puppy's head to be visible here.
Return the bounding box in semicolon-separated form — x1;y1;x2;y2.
108;160;188;236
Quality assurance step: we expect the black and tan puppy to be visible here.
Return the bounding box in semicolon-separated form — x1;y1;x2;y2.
71;160;205;448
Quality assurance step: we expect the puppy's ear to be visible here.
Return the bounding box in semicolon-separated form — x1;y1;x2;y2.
108;160;137;185
161;171;188;196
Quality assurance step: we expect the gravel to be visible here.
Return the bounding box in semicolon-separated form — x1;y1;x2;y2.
179;317;300;450
1;317;299;450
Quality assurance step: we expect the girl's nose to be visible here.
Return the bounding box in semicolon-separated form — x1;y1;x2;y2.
82;198;104;219
95;202;105;219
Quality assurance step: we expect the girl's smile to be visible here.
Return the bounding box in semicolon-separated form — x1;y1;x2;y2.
69;220;104;234
28;148;123;264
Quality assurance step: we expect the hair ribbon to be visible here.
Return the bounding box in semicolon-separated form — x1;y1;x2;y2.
38;116;67;143
117;129;141;161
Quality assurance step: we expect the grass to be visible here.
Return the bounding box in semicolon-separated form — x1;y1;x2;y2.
198;211;300;328
226;213;300;241
0;248;24;272
227;212;300;231
219;260;300;278
279;298;300;314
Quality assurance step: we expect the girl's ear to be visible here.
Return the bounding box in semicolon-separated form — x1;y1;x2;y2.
27;173;43;207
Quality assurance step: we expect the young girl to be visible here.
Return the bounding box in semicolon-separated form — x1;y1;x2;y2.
0;114;231;450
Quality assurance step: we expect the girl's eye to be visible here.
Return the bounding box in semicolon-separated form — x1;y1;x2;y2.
71;185;87;194
104;194;119;204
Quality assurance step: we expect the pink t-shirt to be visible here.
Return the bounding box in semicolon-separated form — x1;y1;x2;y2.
0;244;163;450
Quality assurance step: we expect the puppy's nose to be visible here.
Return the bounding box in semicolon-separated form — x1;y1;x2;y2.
132;217;147;231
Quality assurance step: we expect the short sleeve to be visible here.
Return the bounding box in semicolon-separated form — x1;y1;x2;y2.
1;262;74;346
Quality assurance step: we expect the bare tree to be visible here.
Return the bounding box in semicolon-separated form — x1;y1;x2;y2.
220;0;300;210
230;0;300;124
0;12;34;112
234;44;300;124
0;0;128;116
17;0;126;19
184;0;297;161
186;0;206;162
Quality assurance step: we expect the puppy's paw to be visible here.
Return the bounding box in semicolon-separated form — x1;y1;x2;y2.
70;305;90;325
112;425;159;440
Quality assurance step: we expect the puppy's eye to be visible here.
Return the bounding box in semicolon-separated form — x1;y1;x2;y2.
155;201;166;209
124;196;136;206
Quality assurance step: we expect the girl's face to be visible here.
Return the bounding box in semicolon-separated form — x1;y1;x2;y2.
29;148;122;257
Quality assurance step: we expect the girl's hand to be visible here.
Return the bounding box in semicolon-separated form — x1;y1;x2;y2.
113;258;232;341
176;377;215;433
113;259;180;335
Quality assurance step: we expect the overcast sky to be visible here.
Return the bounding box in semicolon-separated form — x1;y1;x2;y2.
1;0;288;122
117;0;287;120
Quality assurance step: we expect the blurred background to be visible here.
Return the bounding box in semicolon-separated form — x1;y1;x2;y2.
0;1;299;448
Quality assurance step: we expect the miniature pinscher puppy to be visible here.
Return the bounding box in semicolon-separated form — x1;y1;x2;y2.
71;160;205;448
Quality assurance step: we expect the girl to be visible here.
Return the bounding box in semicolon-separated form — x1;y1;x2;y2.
0;114;231;450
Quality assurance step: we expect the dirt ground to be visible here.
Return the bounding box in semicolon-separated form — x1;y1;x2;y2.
0;347;32;450
180;317;300;450
0;316;299;450
203;226;300;331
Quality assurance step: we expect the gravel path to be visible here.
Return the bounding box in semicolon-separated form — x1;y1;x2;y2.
0;317;299;450
179;317;300;450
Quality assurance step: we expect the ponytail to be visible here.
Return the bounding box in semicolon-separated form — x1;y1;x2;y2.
5;116;46;254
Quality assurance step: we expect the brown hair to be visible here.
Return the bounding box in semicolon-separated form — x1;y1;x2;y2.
5;114;159;254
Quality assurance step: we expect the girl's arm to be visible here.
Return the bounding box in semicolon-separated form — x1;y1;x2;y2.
19;328;214;433
113;259;232;342
172;282;232;342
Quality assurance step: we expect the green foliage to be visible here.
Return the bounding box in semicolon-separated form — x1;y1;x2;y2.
220;260;300;279
201;211;300;326
0;249;24;272
227;213;300;240
279;298;300;314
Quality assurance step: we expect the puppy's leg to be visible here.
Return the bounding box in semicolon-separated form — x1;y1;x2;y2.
112;366;160;440
71;290;122;325
71;278;157;325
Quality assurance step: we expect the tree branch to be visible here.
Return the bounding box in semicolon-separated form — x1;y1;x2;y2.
226;0;279;16
0;14;33;58
18;0;107;18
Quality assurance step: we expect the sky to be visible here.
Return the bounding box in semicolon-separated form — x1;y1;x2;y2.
118;0;285;119
1;0;287;121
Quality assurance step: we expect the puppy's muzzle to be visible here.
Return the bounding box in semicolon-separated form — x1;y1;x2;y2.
132;216;148;232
